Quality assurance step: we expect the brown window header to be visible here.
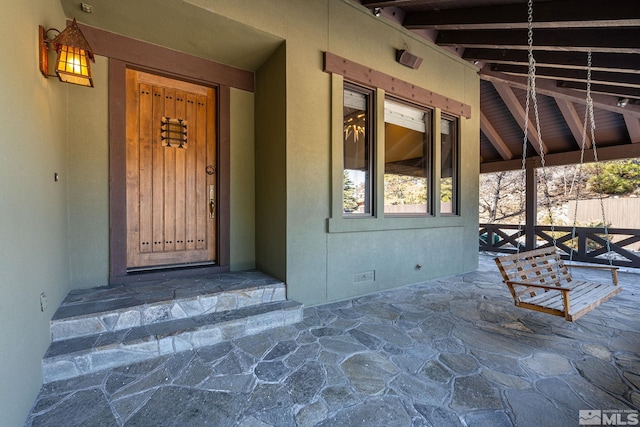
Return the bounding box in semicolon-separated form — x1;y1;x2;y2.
323;52;471;119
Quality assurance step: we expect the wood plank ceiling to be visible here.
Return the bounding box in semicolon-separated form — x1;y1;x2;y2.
357;0;640;173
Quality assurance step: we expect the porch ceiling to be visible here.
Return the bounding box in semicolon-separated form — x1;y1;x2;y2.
59;0;284;71
359;0;640;172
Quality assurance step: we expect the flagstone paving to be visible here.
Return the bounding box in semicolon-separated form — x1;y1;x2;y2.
25;254;640;426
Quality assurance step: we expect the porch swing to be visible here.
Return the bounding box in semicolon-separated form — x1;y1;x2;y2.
493;0;622;321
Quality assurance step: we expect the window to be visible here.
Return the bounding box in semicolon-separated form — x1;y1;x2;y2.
440;115;458;215
333;77;463;231
343;86;373;215
384;99;432;215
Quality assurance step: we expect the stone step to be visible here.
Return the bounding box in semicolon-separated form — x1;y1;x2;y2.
43;299;303;383
50;273;287;341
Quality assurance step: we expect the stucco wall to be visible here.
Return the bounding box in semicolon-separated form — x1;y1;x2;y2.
62;0;478;304
0;0;480;423
67;57;109;288
230;87;257;270
0;0;71;424
255;43;288;281
320;2;479;301
201;0;480;305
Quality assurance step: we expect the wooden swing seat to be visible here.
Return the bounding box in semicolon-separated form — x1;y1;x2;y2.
494;247;621;321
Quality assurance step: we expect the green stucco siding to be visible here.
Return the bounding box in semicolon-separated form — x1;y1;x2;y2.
0;0;71;425
183;0;480;305
0;1;480;422
255;43;288;280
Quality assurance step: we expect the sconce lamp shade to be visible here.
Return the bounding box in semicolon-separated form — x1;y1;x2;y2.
51;19;95;87
55;44;93;86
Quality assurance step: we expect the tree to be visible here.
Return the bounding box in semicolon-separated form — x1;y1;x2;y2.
587;160;640;195
479;159;640;225
479;170;524;223
343;170;359;212
441;177;453;202
384;174;427;205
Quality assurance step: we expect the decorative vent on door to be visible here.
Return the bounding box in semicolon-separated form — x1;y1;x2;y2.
161;117;187;148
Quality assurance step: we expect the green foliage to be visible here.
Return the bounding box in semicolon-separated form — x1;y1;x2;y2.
343;170;359;212
440;177;453;202
588;160;640;195
384;174;427;205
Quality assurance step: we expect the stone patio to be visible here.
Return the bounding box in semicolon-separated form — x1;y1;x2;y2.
25;254;640;426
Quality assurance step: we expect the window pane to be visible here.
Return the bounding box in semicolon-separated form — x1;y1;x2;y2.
384;99;431;214
440;116;457;214
343;88;372;215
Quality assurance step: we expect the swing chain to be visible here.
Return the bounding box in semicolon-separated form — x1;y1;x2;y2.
517;1;612;266
568;51;613;266
588;61;614;266
516;0;536;255
521;0;557;252
570;51;591;263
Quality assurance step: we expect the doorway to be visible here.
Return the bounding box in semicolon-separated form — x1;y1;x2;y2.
125;69;217;270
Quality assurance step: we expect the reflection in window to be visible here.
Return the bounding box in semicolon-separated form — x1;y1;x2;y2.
343;87;373;215
384;99;431;215
440;116;458;214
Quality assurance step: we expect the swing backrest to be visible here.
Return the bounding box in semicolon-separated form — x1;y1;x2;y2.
494;247;573;287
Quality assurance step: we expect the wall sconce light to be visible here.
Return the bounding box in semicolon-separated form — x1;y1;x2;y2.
39;18;94;87
373;7;383;17
617;97;629;108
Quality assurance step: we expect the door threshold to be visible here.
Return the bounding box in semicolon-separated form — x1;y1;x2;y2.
126;261;216;274
112;262;228;285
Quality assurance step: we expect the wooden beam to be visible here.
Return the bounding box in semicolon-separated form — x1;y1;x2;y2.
404;0;640;30
491;81;547;155
525;164;536;251
557;81;640;99
480;67;640;117
555;99;591;149
323;52;472;118
490;64;640;88
623;114;640;143
361;0;431;7
436;28;640;54
480;112;513;160
77;23;254;92
480;142;640;173
464;49;640;74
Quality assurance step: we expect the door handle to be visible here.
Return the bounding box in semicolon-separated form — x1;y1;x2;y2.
209;185;215;219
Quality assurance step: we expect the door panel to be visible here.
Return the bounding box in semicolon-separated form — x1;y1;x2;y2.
126;69;217;269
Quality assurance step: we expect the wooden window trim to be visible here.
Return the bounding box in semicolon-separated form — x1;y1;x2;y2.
323;52;471;120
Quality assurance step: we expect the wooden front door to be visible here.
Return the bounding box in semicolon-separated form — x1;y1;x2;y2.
125;69;217;269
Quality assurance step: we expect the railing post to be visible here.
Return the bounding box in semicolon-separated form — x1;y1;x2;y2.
525;161;537;251
578;228;587;260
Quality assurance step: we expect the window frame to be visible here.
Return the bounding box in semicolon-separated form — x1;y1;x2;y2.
342;83;375;217
383;96;434;217
439;113;460;216
328;73;467;233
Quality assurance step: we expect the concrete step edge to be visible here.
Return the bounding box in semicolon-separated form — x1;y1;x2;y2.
42;300;303;383
51;283;288;341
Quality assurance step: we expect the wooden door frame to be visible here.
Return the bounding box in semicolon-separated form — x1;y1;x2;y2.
76;24;254;282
